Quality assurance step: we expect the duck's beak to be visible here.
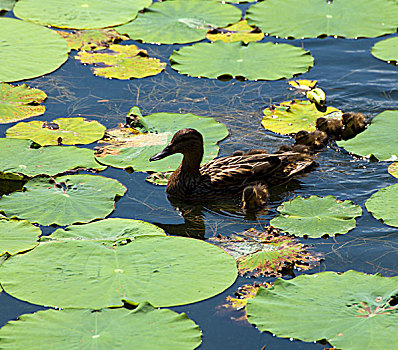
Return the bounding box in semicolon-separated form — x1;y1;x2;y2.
150;145;172;161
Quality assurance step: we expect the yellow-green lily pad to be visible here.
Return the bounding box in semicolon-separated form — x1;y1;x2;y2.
0;83;46;124
6;117;106;146
0;0;15;11
388;163;398;178
206;20;264;44
76;44;166;80
262;100;341;135
57;29;129;51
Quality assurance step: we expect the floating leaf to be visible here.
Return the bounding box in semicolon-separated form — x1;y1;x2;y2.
209;226;321;277
146;172;172;186
0;18;69;83
246;270;398;350
0;175;126;226
371;37;398;65
6;117;106;146
76;44;166;79
95;109;228;172
206;20;264;44
57;29;129;51
365;184;398;228
270;195;362;238
388;162;398;178
116;0;242;44
0;304;202;350
262;100;341;134
14;0;152;29
336;110;398;161
0;218;40;256
0;138;105;177
46;218;165;242
0;235;237;308
0;0;15;11
0;83;46;124
247;0;398;39
224;282;270;311
170;41;314;80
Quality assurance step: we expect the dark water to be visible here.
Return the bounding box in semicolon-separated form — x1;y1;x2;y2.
1;7;398;350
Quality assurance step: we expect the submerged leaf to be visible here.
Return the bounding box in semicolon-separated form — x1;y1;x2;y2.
0;305;202;350
206;20;264;44
365;184;398;228
76;44;166;79
246;270;398;350
0;83;46;124
6;117;106;146
270;195;362;238
146;172;173;186
224;282;271;311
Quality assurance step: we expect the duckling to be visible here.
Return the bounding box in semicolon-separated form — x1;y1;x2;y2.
241;184;269;210
341;112;366;140
294;130;328;149
277;144;311;154
316;117;343;140
149;128;316;200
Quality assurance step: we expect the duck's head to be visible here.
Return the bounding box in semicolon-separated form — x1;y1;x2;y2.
150;128;203;161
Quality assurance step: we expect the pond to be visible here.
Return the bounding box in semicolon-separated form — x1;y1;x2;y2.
0;1;398;349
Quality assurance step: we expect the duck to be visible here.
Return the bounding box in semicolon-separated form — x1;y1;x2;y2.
241;184;269;210
341;112;366;140
316;117;343;140
149;128;316;200
294;129;328;149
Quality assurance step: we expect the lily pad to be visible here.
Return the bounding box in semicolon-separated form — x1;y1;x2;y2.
0;218;40;256
0;0;15;11
336;110;398;161
206;20;264;44
246;270;398;350
76;44;166;79
116;0;242;44
0;83;47;124
170;41;314;81
95;109;228;172
0;235;237;308
0;138;106;177
46;218;165;241
6;117;106;146
388;162;398;178
0;175;126;226
146;172;173;186
209;226;321;277
371;37;398;64
224;282;270;311
262;100;341;134
57;29;129;51
270;195;362;238
365;184;398;228
0;304;201;350
14;0;152;29
0;18;69;82
247;0;398;39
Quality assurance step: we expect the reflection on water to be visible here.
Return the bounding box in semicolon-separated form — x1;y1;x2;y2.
0;11;398;349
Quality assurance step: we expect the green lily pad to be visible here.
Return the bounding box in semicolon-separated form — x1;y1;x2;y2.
146;172;173;186
57;29;129;51
116;0;242;44
246;270;398;350
247;0;398;39
170;41;314;81
14;0;152;29
365;184;398;228
206;20;264;44
0;218;40;256
0;138;106;177
0;18;69;82
0;0;15;11
0;235;237;308
95;109;229;172
371;37;398;64
270;195;362;238
76;44;166;79
0;83;47;124
0;175;126;226
388;162;398;178
46;218;165;242
209;227;321;277
336;110;398;161
6;117;106;146
262;100;341;134
0;304;201;350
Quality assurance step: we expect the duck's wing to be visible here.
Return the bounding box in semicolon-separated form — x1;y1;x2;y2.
200;153;282;187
